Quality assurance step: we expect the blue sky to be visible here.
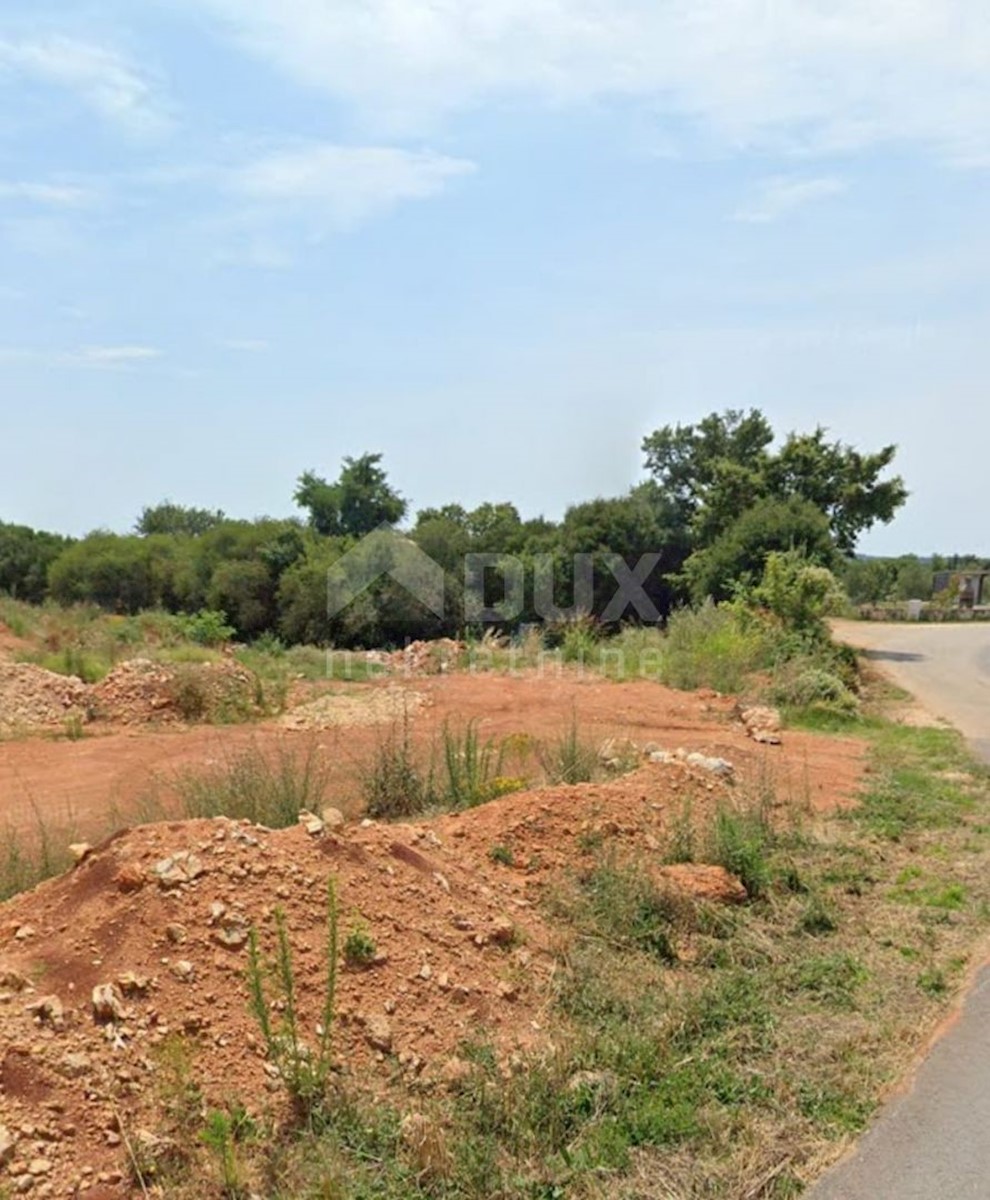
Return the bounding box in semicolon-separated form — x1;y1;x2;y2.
1;1;988;554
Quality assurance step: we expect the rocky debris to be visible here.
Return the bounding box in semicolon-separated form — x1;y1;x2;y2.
90;657;260;726
0;662;88;734
648;748;735;778
657;864;748;905
25;995;64;1031
364;1014;394;1053
740;706;783;745
0;1126;15;1168
280;686;427;731
113;862;145;893
365;639;464;676
153;851;205;889
321;807;346;830
91;983;125;1023
298;810;325;836
598;737;640;771
0;964;29;992
67;843;93;865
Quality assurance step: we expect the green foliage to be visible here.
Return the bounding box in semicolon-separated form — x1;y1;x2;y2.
489;844;515;866
295;453;406;537
0;814;75;902
343;927;377;967
659;601;775;693
247;879;339;1123
0;521;71;603
437;721;508;810
750;550;846;638
361;718;433;819
709;803;773;899
170;743;332;828
137;502;225;537
201;1109;249;1198
682;497;837;605
538;716;600;785
180;608;236;646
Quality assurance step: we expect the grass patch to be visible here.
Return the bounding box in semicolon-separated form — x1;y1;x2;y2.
162;743;332;828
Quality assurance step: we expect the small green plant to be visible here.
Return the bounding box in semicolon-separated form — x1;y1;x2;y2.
362;716;433;819
666;799;696;864
799;890;839;936
708;803;773;899
181;609;236;647
247;878;339;1123
343;926;377;967
489;844;514;867
437;721;509;810
917;967;948;997
201;1109;249;1198
539;715;599;786
62;713;87;741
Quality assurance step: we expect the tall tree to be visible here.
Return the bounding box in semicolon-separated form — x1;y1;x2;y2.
642;409;906;555
136;501;225;537
295;453;407;538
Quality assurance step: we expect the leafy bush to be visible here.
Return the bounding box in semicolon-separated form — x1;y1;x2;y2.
771;664;860;716
181;609;236;647
660;601;774;693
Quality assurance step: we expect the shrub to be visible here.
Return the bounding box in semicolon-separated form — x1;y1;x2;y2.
361;718;433;819
437;721;508;810
772;664;859;716
343;927;377;967
181;609;236;647
660;602;773;694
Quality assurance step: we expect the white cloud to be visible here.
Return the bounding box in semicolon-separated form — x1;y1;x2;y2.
0;180;95;207
79;345;162;364
187;0;990;161
0;36;169;135
733;175;847;223
230;144;476;229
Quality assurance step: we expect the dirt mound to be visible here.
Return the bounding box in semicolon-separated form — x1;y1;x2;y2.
365;639;465;675
280;684;428;730
91;659;260;726
0;813;555;1194
0;662;88;734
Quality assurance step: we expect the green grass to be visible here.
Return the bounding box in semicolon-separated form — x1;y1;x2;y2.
156;742;333;828
853;725;982;839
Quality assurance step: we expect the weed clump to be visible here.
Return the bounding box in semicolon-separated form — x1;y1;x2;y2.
247;878;339;1124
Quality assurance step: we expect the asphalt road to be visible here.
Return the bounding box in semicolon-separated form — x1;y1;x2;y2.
809;620;990;1200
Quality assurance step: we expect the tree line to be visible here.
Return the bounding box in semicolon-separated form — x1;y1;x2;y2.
1;410;915;646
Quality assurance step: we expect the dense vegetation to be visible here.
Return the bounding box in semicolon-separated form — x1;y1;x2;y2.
1;410;916;647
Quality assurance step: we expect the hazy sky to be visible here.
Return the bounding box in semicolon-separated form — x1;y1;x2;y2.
1;2;988;554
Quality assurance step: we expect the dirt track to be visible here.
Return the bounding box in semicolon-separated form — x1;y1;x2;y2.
0;672;865;840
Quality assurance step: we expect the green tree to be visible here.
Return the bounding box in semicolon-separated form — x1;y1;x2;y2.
294;454;406;538
0;523;71;603
681;497;836;604
642;408;907;555
136;501;225;536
